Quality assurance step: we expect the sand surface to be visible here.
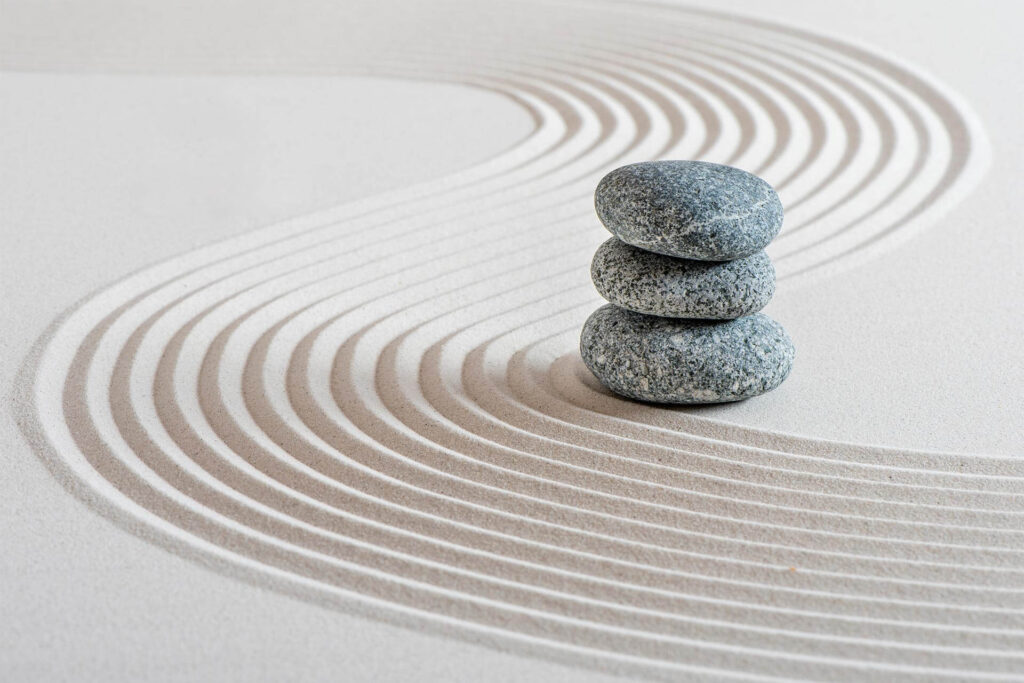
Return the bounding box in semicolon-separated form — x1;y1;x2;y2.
3;0;1022;680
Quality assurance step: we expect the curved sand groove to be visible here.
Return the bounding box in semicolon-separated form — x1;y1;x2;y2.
18;1;1009;679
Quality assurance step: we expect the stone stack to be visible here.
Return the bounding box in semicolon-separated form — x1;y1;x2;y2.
580;160;795;404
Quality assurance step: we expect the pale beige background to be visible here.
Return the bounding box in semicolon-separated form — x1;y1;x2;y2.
2;1;1021;680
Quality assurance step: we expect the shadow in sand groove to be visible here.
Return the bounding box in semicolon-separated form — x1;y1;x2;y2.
17;1;1005;680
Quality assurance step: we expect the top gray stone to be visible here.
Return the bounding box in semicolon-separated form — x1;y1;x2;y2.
594;160;783;261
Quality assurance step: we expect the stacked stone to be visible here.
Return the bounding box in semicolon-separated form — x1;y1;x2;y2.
580;160;795;404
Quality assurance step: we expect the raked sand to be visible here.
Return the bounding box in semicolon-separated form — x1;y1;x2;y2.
3;0;1023;680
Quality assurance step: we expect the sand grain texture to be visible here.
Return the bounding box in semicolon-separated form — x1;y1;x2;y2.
7;0;1024;680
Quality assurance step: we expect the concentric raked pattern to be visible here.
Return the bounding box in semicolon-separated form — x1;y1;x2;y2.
21;1;1012;680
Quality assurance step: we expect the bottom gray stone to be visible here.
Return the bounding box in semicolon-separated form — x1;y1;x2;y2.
580;304;795;404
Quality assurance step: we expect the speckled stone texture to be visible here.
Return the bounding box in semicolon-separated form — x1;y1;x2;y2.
591;238;775;319
595;160;783;260
580;305;794;403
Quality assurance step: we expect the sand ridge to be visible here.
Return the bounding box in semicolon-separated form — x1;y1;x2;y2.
16;1;1013;680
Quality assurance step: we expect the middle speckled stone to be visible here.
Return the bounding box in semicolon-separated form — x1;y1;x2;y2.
591;237;775;319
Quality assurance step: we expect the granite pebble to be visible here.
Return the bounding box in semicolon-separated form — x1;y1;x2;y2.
591;237;775;319
595;160;783;260
580;304;794;404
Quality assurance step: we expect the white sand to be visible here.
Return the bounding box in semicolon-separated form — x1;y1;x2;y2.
2;0;1022;680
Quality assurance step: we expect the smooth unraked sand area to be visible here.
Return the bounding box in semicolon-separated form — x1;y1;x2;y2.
4;1;1023;680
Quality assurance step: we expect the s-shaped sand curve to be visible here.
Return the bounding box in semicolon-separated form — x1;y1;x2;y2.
17;1;1008;680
